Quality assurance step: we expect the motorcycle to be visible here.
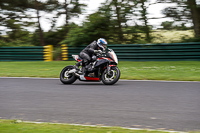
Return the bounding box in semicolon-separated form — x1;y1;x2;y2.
60;48;120;85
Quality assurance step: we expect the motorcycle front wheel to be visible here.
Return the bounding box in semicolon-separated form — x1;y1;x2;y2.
102;66;120;85
60;65;77;84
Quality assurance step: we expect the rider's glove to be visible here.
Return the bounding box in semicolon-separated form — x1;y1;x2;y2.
94;50;102;54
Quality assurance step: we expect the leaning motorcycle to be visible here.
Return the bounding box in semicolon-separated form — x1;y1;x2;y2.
60;48;120;85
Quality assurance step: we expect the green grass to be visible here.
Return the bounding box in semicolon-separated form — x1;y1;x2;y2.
119;61;200;81
0;119;181;133
125;30;195;44
151;30;194;43
0;61;66;78
0;61;200;81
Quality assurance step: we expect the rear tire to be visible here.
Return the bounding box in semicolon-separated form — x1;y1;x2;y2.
60;65;77;84
102;66;120;85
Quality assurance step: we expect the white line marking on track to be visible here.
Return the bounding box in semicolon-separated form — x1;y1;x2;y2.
12;120;186;133
0;77;199;83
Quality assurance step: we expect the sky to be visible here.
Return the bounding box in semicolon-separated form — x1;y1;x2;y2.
40;0;176;31
42;0;199;31
1;0;194;33
0;0;104;34
51;0;106;30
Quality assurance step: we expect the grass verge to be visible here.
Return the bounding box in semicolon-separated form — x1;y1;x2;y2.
0;119;184;133
0;61;199;81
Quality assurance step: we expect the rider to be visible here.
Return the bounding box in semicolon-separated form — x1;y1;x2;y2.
75;38;108;73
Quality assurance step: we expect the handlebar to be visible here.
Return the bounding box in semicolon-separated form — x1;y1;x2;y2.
96;48;112;57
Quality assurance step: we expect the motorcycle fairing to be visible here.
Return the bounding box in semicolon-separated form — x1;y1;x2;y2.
108;52;118;64
79;75;100;81
85;76;100;81
107;53;114;61
94;58;110;68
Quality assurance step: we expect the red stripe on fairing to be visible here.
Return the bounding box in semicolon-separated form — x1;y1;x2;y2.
97;57;113;62
85;77;100;81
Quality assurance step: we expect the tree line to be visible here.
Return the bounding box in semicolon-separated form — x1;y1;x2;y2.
0;0;199;47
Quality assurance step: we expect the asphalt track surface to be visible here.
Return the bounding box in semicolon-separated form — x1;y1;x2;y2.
0;77;200;131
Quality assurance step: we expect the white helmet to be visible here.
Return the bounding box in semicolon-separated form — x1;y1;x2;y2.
97;38;107;50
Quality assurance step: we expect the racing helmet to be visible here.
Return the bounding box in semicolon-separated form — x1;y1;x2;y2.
97;38;107;50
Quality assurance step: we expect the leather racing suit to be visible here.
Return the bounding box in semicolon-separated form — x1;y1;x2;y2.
75;41;100;72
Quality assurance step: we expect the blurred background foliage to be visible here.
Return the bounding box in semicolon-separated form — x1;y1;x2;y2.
0;0;200;48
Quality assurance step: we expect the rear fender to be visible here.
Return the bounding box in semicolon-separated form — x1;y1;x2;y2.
72;55;82;62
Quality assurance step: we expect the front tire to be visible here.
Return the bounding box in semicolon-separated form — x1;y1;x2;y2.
60;65;77;84
102;66;120;85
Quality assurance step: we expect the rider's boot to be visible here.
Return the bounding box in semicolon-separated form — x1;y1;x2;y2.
85;63;90;70
82;61;90;75
81;66;86;75
75;61;82;72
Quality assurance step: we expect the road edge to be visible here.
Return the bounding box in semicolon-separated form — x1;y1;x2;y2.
0;77;200;83
8;119;186;133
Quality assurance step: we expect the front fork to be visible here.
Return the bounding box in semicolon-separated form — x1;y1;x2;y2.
107;64;111;74
107;64;116;75
99;64;116;80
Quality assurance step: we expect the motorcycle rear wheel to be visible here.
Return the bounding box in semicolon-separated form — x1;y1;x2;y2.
102;66;120;85
60;65;77;84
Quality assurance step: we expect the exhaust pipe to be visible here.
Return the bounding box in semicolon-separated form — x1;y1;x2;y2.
68;69;80;77
68;69;76;74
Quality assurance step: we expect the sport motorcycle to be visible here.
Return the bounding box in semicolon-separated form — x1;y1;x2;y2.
60;48;120;85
